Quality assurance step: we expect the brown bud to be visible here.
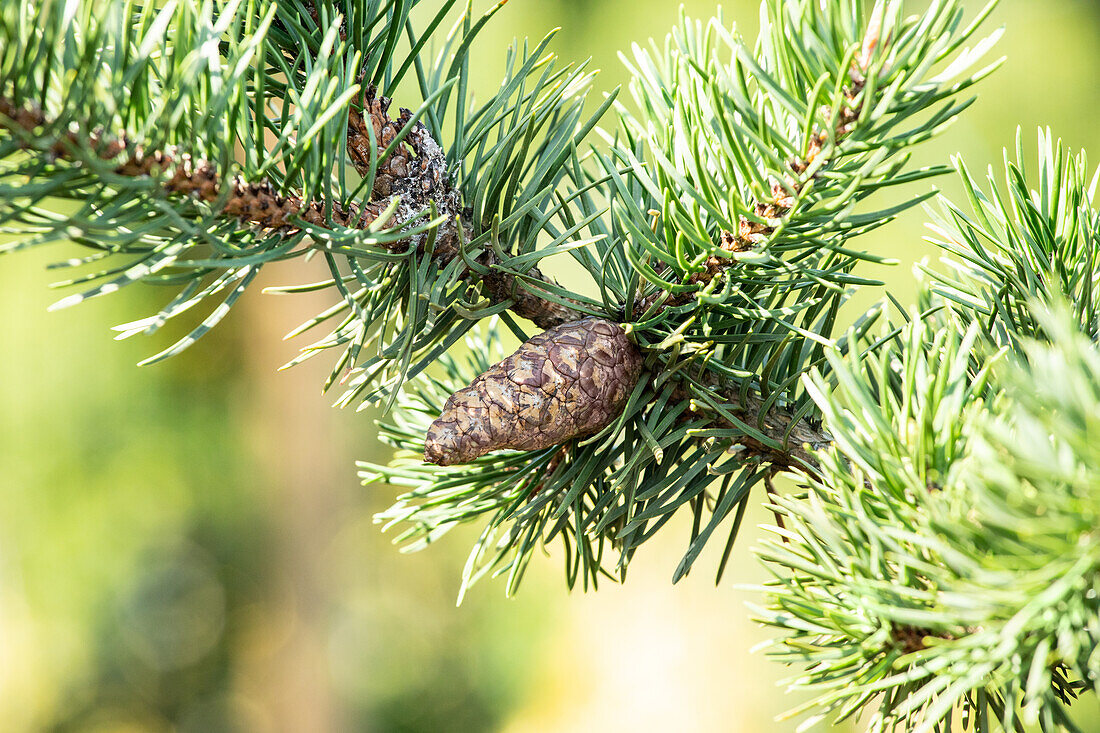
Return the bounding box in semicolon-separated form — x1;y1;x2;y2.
424;318;643;466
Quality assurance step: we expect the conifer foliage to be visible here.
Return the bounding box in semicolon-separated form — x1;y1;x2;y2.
3;0;1099;729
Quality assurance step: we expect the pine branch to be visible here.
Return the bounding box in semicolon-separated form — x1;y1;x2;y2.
757;300;1100;732
755;138;1100;733
0;98;389;230
366;0;1004;593
635;42;875;314
0;0;601;402
0;90;580;328
416;9;896;472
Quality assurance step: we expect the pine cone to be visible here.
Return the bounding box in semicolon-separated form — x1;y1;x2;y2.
424;318;643;466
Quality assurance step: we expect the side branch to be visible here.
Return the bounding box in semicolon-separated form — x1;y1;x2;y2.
0;93;580;329
0;99;387;232
636;69;868;315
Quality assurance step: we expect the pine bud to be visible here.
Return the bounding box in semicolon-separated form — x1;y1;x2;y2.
424;318;643;466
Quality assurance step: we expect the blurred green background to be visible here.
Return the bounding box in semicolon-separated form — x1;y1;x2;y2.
3;1;1100;731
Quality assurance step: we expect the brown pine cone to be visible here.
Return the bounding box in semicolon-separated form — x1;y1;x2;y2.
424;318;643;466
